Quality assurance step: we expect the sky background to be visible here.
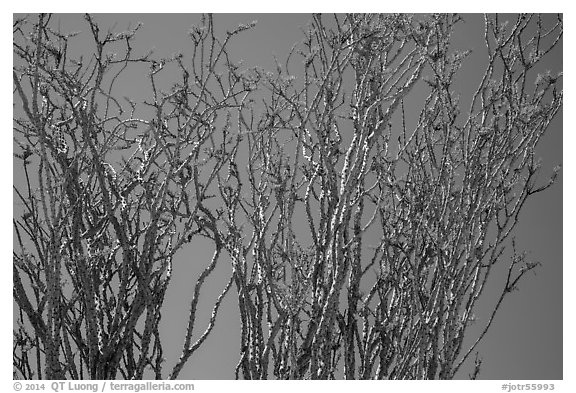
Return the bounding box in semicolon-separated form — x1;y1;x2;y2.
11;13;562;380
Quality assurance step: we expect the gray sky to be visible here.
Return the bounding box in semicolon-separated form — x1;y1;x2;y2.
12;13;562;380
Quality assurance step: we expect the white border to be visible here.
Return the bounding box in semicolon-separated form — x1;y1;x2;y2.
4;4;572;391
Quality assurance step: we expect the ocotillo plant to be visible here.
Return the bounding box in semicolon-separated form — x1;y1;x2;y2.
13;13;562;380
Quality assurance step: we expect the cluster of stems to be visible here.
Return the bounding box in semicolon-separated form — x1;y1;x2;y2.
13;13;561;379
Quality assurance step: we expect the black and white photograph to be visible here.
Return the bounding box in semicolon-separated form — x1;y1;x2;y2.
11;7;566;388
